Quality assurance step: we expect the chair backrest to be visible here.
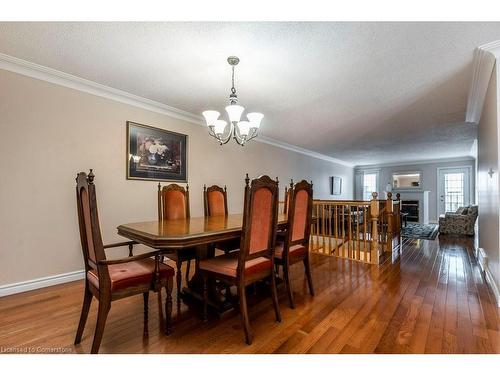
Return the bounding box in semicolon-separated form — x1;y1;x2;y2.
203;184;228;217
467;205;478;220
283;179;294;214
75;170;107;279
286;180;314;247
238;174;279;276
158;183;190;220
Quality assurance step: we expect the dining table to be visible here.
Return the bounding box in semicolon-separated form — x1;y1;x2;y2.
117;213;289;314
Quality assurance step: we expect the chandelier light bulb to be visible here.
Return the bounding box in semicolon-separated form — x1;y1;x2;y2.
202;110;220;127
246;112;264;129
213;120;228;135
225;104;245;124
237;121;251;137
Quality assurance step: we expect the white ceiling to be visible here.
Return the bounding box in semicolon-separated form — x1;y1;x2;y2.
0;22;496;165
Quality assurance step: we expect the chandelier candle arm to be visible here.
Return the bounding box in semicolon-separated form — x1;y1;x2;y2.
202;56;263;146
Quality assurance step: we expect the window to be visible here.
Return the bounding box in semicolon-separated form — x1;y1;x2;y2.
363;173;378;201
444;172;465;212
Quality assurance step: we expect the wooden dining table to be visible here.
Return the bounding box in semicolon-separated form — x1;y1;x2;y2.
117;213;289;314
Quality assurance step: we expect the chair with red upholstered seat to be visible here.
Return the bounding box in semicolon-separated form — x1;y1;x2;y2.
283;181;293;215
203;184;240;254
203;184;240;300
275;179;314;309
199;174;281;345
157;183;197;310
277;180;294;242
74;170;174;354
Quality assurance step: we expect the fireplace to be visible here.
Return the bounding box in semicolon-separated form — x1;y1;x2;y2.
401;200;419;222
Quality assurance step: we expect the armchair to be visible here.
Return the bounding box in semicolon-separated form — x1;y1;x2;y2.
75;170;174;354
438;205;478;236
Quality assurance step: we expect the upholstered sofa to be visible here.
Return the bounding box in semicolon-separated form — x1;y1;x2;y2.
438;205;478;236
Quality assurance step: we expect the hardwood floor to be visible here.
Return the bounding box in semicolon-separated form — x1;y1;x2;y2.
0;235;499;354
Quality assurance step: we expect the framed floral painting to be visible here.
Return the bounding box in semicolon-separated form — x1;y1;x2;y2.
126;121;187;182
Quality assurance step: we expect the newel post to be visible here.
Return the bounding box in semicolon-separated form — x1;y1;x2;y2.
386;192;394;252
370;192;380;263
395;192;401;243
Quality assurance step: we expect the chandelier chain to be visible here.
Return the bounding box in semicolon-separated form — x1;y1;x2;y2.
231;66;236;95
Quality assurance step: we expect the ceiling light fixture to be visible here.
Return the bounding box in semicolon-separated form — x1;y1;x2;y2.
202;56;263;146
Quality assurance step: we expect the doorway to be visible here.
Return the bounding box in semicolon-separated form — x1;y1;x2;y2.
437;167;471;217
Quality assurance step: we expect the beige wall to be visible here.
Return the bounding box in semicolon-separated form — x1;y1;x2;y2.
0;69;353;286
478;63;500;292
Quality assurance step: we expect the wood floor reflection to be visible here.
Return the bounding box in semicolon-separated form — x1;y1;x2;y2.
1;236;499;354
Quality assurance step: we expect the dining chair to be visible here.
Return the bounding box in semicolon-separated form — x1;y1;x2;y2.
203;184;240;254
203;184;240;300
75;170;174;354
275;179;315;309
277;179;294;241
199;174;282;345
283;181;293;215
158;183;197;309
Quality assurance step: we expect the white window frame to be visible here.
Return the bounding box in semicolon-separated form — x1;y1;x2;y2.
362;170;379;201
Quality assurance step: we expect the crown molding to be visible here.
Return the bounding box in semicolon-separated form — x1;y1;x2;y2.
354;156;475;170
0;52;352;168
0;52;204;125
257;136;353;167
466;40;500;124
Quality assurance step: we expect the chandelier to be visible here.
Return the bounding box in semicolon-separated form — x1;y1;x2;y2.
202;56;264;146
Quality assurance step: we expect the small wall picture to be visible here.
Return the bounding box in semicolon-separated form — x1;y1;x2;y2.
330;176;342;195
127;121;187;182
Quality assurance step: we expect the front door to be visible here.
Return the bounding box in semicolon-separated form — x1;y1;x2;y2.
437;167;471;217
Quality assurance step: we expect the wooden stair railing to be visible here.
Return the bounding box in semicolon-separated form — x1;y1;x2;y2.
309;192;401;264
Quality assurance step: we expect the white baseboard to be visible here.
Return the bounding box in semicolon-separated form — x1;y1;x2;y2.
477;247;500;307
0;270;85;297
484;267;500;308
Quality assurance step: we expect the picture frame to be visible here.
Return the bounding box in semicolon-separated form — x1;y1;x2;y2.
330;176;342;195
126;121;188;182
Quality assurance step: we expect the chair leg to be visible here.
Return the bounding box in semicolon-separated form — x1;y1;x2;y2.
202;275;208;322
185;259;191;285
143;292;149;338
90;300;110;354
175;257;182;311
74;285;92;345
270;270;282;322
237;284;253;345
157;288;164;333
283;263;295;309
304;256;315;296
165;279;173;335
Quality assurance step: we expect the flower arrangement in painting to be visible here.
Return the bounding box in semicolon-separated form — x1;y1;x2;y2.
136;135;180;171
